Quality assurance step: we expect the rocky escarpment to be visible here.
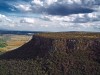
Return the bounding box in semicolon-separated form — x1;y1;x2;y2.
0;32;100;75
0;33;100;63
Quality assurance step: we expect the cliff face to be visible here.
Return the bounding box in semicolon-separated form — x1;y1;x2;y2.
31;36;100;62
0;33;100;63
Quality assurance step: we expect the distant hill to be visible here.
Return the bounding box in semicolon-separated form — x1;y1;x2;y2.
0;30;43;35
0;32;100;75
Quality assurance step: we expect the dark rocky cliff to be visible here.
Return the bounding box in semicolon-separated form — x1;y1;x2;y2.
0;33;100;63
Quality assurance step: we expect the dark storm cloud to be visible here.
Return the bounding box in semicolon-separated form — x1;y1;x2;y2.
46;4;94;16
0;0;98;16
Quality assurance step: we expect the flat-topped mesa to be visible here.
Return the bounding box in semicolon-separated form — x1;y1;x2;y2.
32;33;100;51
32;34;100;61
0;32;100;62
35;32;100;39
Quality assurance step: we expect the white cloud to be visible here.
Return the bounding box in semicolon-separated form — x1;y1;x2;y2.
0;14;100;31
15;4;32;11
20;18;35;24
32;0;43;6
41;24;48;27
0;14;6;18
0;14;8;21
45;0;58;5
59;0;99;6
41;15;75;22
0;14;17;28
59;0;82;4
9;23;16;27
0;14;12;22
41;12;100;23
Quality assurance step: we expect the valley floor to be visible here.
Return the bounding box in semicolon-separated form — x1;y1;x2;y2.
0;34;32;52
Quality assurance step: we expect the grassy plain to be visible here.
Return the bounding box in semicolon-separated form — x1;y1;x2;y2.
0;34;32;52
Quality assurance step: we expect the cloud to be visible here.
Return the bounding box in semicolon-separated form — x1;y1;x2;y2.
41;11;100;23
14;4;32;12
41;24;49;27
0;14;17;28
46;4;94;16
33;0;95;16
0;0;100;32
0;0;99;15
11;0;95;16
45;0;58;5
31;0;43;6
0;13;100;32
0;14;11;22
20;18;35;24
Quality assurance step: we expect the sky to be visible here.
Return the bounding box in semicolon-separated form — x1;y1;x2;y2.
0;0;100;32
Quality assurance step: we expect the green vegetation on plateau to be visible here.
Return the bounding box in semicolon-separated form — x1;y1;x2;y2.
0;32;100;75
0;40;7;48
36;32;100;39
0;35;10;48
